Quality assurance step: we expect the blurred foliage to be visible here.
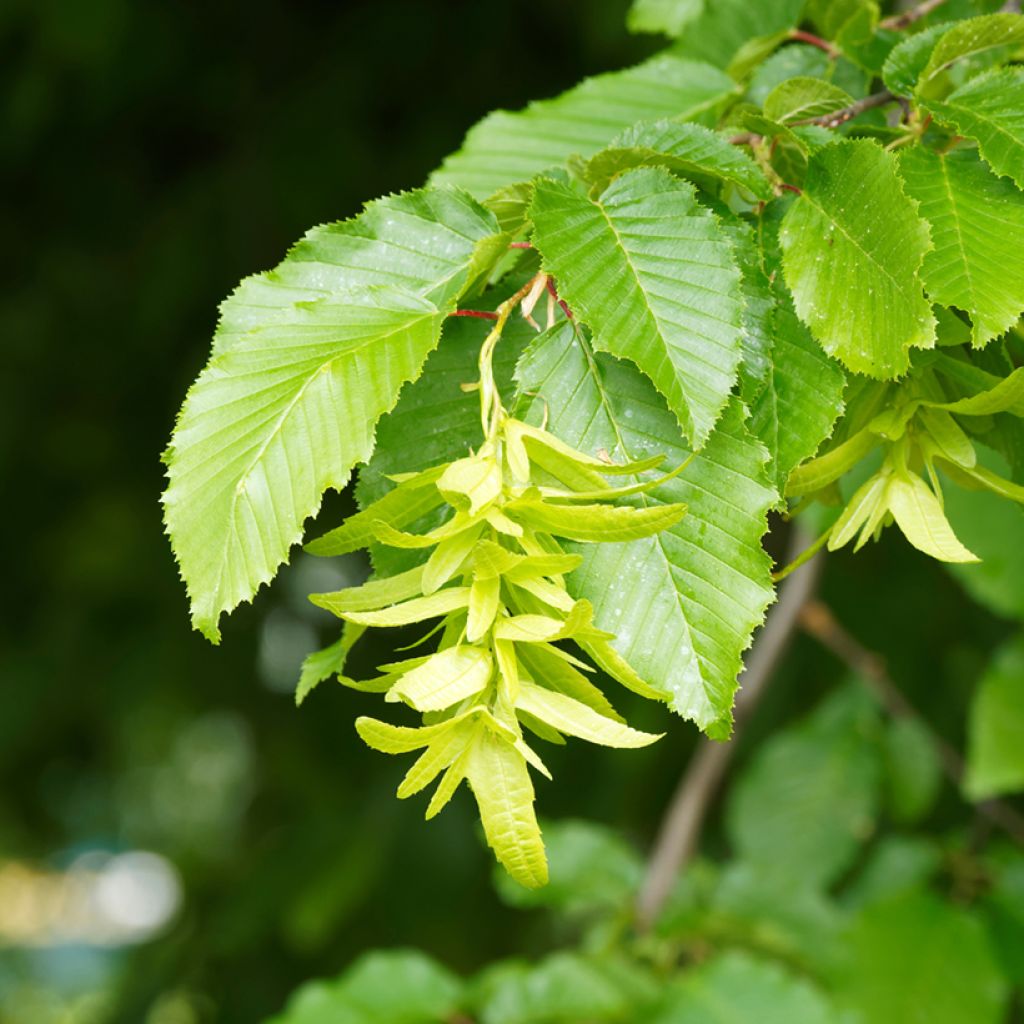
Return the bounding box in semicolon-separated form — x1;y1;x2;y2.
3;0;1024;1022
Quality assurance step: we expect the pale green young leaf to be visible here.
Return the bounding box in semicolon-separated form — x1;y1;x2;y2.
787;428;877;497
305;468;446;556
627;0;703;36
421;523;483;595
582;120;771;199
294;623;366;707
514;419;666;477
924;68;1024;188
310;565;425;615
898;147;1024;346
396;719;478;799
917;13;1024;95
531;168;745;447
467;574;501;643
965;634;1024;800
881;22;956;95
437;455;501;516
780;139;936;378
887;472;980;562
355;715;462;755
516;643;624;723
387;645;493;712
464;730;548;888
750;301;846;492
509;496;687;543
430;55;736;199
516;681;661;749
355;307;535;577
828;473;888;551
763;77;854;124
936;365;1024;416
515;325;775;737
316;587;470;627
921;408;977;469
163;185;498;640
426;751;471;820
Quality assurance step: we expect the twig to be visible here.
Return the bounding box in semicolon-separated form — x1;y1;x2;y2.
791;90;896;128
799;600;1024;847
1002;0;1021;12
789;29;839;57
450;309;499;321
635;527;823;931
880;0;948;30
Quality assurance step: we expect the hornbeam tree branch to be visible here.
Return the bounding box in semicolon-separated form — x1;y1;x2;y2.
791;90;897;128
880;0;948;30
799;600;1024;847
635;527;823;931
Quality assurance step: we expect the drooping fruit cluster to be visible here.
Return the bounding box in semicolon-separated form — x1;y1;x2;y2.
788;351;1024;567
304;291;686;886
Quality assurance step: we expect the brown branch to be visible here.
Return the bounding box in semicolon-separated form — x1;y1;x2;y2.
880;0;948;30
791;90;897;128
789;29;840;57
799;600;1024;847
635;527;824;931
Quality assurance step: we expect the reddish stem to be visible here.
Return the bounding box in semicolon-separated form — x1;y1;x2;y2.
508;241;533;249
778;182;803;195
545;277;573;320
450;309;500;321
789;29;838;57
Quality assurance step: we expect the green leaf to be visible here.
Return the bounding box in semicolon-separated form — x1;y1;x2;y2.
627;0;704;36
887;472;980;563
430;55;737;199
924;67;1024;189
295;624;365;706
883;716;943;824
163;187;497;640
266;949;464;1024
531;169;745;447
917;13;1024;95
762;77;854;124
672;0;807;69
726;685;881;888
387;645;493;712
652;951;843;1024
936;365;1024;416
464;730;548;888
833;894;1009;1024
515;324;775;736
898;147;1024;346
582;120;771;199
779;139;936;378
965;633;1024;799
750;301;846;492
476;952;645;1024
882;22;955;95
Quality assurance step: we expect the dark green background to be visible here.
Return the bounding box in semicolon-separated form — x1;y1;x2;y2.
0;2;1008;1022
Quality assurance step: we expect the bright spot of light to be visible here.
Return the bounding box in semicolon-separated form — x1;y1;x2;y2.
0;850;182;948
